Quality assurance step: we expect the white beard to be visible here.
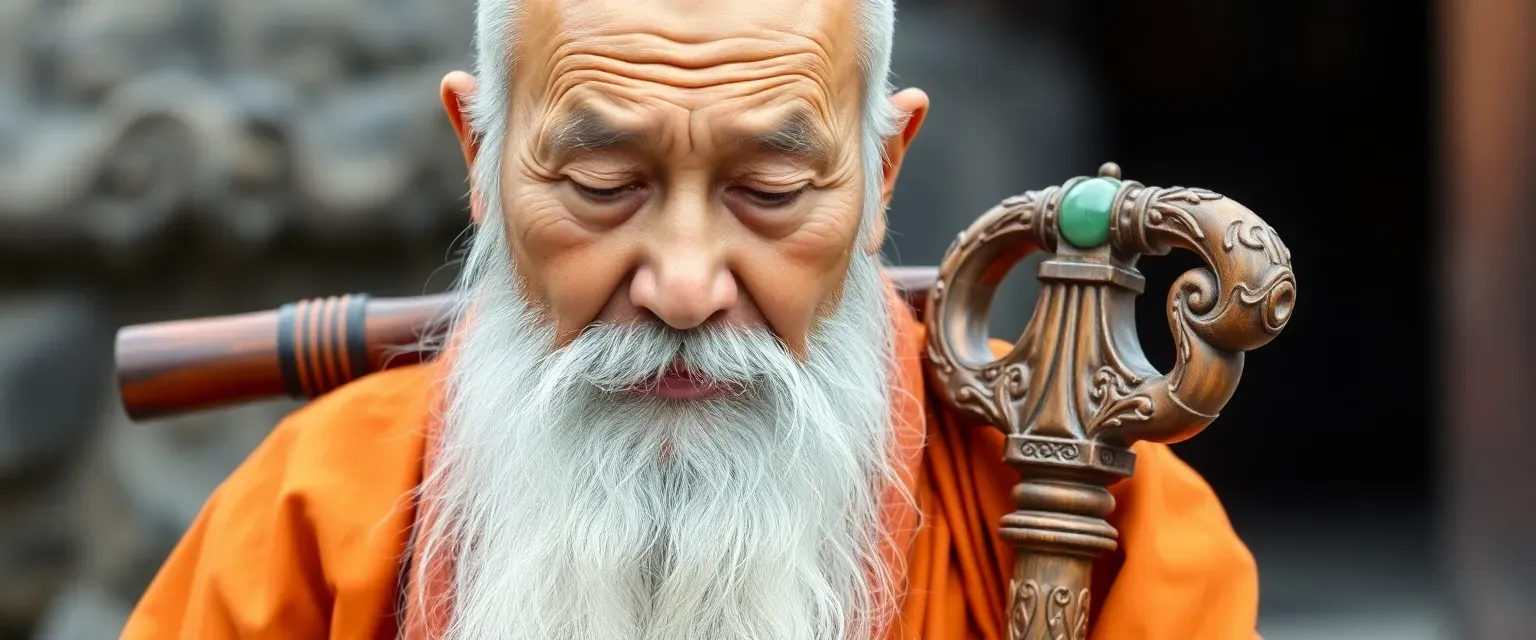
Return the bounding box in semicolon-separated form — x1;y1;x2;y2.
412;217;902;640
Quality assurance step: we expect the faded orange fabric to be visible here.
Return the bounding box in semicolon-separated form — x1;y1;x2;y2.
122;291;1259;640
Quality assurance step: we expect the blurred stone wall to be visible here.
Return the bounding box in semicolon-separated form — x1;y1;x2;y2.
0;1;1090;638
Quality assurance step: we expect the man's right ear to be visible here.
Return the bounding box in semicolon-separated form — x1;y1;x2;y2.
440;71;483;223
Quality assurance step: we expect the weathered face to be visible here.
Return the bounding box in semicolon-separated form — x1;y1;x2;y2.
444;0;926;357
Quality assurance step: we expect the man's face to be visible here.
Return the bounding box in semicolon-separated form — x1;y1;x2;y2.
444;0;924;358
423;4;932;637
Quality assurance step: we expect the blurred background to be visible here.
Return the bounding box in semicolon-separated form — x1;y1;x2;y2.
0;0;1517;638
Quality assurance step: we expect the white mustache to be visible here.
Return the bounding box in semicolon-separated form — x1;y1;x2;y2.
554;321;791;394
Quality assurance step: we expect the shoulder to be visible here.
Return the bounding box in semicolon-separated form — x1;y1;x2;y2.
123;363;443;637
268;361;442;463
229;363;439;496
234;361;442;529
208;359;441;536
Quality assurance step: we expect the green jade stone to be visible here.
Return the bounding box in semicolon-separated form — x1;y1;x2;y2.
1059;177;1121;248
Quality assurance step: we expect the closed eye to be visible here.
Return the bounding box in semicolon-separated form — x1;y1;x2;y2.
570;180;645;203
731;186;806;209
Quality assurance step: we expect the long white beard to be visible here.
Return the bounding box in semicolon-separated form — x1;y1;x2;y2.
413;218;902;640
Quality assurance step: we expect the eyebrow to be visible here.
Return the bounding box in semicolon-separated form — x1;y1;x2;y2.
541;106;835;166
543;108;644;161
744;108;834;166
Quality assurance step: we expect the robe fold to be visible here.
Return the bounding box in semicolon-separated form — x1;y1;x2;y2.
122;286;1260;639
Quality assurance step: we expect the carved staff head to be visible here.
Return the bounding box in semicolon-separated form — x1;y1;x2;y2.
926;162;1297;469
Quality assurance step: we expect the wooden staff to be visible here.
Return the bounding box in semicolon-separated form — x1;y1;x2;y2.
116;294;452;421
114;267;941;422
924;162;1296;638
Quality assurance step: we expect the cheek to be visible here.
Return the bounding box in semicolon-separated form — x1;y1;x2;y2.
504;187;633;340
737;195;863;353
737;247;854;356
779;188;864;259
512;192;590;260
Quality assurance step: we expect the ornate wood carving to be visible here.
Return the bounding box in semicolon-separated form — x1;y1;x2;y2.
924;162;1297;639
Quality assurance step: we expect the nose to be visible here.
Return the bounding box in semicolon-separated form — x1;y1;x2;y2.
629;255;738;330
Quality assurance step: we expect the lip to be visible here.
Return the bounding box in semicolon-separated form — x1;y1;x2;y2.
651;359;727;401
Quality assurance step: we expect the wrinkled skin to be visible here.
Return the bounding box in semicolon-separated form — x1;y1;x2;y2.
441;0;928;356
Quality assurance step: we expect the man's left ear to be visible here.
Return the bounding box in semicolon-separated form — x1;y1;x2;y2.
866;88;930;254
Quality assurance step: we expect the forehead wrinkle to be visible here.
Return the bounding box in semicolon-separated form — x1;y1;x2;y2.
533;27;843;96
519;24;863;166
543;51;837;98
524;26;853;115
544;24;836;69
512;0;866;113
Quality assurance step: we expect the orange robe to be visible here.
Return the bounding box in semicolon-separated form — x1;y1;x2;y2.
122;295;1260;639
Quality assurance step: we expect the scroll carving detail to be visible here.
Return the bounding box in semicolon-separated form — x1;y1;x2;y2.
1146;187;1220;244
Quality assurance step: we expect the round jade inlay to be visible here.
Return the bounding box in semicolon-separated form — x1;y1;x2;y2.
1059;177;1120;248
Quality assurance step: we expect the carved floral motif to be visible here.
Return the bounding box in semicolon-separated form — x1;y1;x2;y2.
1088;366;1154;430
1010;580;1091;640
1147;187;1221;245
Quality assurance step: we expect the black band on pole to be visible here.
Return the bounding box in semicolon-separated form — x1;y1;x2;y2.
276;301;304;399
345;294;371;385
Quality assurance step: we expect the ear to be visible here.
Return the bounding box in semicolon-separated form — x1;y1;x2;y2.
440;71;484;223
865;88;930;254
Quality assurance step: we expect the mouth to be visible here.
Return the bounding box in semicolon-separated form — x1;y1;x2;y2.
649;357;728;401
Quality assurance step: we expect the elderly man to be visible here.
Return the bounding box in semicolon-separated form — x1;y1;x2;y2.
122;0;1259;638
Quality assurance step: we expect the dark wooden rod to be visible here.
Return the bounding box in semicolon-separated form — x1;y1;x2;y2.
115;266;939;422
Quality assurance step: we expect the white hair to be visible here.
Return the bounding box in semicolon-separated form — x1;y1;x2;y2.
409;2;911;638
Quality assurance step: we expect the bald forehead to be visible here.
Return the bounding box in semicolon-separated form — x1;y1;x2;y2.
523;0;860;44
510;0;867;100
